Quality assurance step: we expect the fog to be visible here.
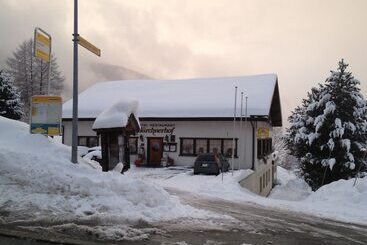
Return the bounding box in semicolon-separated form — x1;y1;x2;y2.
0;0;366;122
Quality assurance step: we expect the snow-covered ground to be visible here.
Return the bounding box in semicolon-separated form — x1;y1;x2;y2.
0;116;225;241
1;116;366;243
126;161;367;225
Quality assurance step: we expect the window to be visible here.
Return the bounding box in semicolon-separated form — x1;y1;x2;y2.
257;138;273;159
263;173;266;189
181;138;194;155
196;139;208;155
180;138;238;157
89;137;98;147
223;139;236;157
209;139;221;154
78;137;87;146
164;143;177;152
129;137;138;154
78;136;99;147
260;177;262;192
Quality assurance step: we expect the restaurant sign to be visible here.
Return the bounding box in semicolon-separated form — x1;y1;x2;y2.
140;123;175;135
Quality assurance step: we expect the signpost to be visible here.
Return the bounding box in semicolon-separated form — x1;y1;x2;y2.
34;28;52;94
30;96;62;136
71;0;101;163
34;28;51;62
78;36;101;56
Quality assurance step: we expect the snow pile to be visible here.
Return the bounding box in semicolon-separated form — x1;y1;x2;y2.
271;167;367;224
93;99;139;130
0;116;215;228
270;167;312;201
302;177;367;223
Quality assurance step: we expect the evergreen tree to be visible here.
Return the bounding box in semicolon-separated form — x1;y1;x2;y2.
0;70;23;120
286;60;367;190
5;39;65;121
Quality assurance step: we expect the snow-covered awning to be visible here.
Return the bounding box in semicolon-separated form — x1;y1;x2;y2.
63;74;282;126
92;99;140;130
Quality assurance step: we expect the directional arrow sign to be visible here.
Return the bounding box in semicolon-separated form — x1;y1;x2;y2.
77;35;101;56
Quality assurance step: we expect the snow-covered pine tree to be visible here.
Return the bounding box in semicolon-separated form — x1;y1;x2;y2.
0;70;23;120
286;60;367;190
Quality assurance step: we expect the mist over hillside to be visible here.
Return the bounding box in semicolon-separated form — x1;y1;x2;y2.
90;63;152;81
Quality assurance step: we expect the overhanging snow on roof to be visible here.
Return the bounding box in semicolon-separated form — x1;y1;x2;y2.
92;99;140;130
62;74;282;126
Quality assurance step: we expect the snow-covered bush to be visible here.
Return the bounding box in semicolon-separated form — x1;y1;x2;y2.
285;60;367;190
273;127;299;170
0;70;23;120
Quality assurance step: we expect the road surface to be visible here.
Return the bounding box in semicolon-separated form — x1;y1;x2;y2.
1;188;367;244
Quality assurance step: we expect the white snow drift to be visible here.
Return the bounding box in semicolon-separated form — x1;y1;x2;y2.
0;116;216;228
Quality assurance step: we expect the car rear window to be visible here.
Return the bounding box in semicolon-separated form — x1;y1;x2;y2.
196;155;214;161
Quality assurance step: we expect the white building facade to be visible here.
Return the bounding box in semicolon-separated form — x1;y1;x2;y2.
62;74;282;196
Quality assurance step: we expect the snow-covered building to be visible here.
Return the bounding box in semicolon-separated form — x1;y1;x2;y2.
62;74;282;196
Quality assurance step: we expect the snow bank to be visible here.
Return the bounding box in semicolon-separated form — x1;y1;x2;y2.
302;177;367;223
271;167;367;224
269;167;311;201
0;116;215;228
93;99;139;130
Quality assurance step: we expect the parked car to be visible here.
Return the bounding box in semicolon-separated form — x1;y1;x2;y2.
82;147;102;164
193;153;230;175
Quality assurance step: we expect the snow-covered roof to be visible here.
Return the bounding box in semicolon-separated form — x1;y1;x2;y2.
63;74;282;126
92;99;139;130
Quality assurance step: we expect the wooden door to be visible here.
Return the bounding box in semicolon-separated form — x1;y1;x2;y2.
148;137;163;166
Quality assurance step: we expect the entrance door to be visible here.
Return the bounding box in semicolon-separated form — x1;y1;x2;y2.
148;137;163;166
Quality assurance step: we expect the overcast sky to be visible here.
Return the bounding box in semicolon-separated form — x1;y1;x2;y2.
0;0;366;122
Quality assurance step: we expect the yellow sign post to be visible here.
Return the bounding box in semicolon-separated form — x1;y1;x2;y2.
34;29;51;62
34;27;53;94
78;35;101;56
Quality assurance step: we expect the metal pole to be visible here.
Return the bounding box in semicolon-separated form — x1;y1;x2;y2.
354;149;367;186
322;149;332;186
244;96;248;169
240;92;243;170
47;36;52;95
71;0;79;163
232;86;237;176
40;60;43;94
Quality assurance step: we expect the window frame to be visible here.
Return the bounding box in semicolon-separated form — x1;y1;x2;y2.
78;136;99;147
257;138;273;159
180;138;195;156
179;137;238;157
